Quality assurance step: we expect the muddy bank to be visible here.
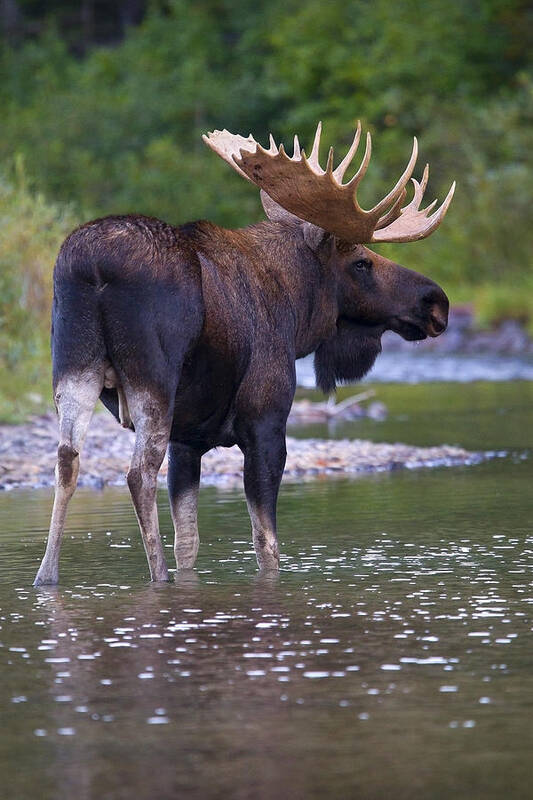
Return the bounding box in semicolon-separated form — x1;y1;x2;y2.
0;412;491;491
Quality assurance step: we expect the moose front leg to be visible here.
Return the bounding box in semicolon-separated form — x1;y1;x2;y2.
241;419;287;571
167;441;202;570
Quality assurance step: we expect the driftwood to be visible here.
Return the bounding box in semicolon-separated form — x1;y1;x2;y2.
288;390;387;424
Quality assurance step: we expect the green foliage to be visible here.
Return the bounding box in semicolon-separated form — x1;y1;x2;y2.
376;73;533;292
1;0;529;232
0;0;531;419
474;282;533;335
0;160;77;421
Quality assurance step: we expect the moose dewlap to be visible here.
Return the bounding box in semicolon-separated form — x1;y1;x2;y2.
34;120;454;585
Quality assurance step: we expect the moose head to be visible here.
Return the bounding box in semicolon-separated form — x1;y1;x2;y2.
204;122;454;391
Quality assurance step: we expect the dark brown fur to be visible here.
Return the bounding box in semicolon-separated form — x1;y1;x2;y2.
35;211;448;583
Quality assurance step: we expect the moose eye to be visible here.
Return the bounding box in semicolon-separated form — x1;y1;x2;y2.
352;258;372;271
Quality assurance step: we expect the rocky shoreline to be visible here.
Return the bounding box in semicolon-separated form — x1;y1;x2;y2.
0;412;490;492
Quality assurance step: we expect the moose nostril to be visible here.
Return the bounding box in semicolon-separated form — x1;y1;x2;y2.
420;284;449;336
429;308;447;334
429;303;448;336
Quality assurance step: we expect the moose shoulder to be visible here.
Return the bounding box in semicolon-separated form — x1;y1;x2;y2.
34;121;454;586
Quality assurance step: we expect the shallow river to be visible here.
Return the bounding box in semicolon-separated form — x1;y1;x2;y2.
0;381;532;799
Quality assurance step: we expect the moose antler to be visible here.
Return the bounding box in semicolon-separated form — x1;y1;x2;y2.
203;122;455;243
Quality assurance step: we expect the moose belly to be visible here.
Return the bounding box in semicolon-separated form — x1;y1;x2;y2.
167;336;255;449
99;383;237;451
170;390;237;450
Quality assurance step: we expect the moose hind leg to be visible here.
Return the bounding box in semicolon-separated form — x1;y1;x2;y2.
126;394;173;582
167;442;201;570
34;370;103;586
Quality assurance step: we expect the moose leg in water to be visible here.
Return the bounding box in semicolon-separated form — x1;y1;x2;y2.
167;442;202;570
240;416;288;571
126;391;174;582
34;369;104;585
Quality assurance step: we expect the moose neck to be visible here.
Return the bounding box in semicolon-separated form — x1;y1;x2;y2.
244;221;340;358
246;222;385;392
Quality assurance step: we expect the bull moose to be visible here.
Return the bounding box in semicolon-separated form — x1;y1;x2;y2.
34;121;455;585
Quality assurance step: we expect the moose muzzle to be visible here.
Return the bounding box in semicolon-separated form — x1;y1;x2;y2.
390;282;449;342
422;284;449;338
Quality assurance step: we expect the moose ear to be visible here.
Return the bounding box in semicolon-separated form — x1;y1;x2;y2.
261;190;328;253
260;190;304;225
302;222;329;253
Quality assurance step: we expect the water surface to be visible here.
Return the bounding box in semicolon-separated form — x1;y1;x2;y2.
297;351;533;384
0;381;531;799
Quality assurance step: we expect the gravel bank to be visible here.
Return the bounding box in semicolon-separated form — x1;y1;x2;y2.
0;412;489;491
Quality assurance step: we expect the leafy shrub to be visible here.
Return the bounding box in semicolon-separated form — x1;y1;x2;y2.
0;160;77;421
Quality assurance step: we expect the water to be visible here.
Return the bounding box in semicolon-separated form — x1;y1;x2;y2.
297;351;533;385
1;381;532;799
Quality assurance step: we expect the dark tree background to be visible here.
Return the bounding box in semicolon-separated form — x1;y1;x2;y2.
0;1;145;50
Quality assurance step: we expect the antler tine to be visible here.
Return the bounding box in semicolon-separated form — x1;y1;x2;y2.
293;134;301;160
403;164;430;212
376;188;407;229
423;198;439;216
376;164;429;229
308;121;323;171
268;134;278;155
372;180;456;243
418;163;430;198
419;180;456;233
202;130;255;183
370;137;418;215
333;121;362;183
346;131;372;188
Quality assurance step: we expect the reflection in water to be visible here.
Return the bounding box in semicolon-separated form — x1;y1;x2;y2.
1;381;532;799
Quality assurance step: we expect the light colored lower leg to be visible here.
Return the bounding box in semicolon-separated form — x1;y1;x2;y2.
246;501;280;571
34;371;102;586
127;466;169;582
171;486;200;570
126;398;170;582
34;449;79;585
